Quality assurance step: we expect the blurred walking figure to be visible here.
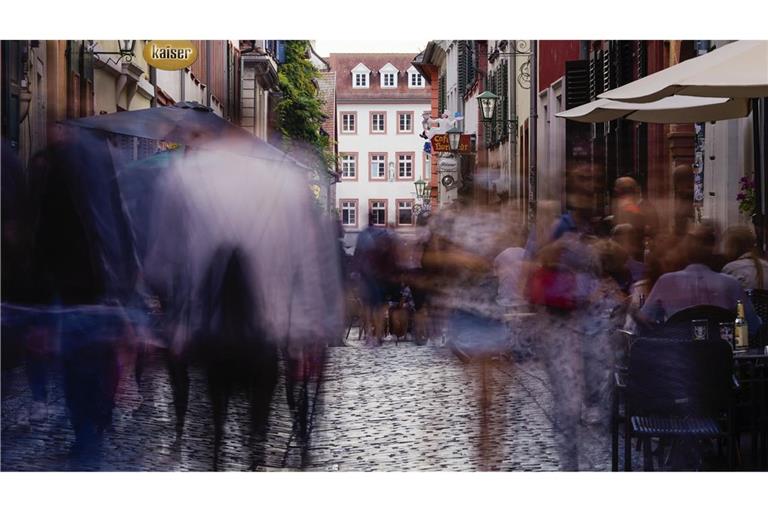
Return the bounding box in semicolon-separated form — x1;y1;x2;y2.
144;142;343;470
420;199;514;468
527;167;624;470
611;176;659;259
19;128;141;467
353;213;398;346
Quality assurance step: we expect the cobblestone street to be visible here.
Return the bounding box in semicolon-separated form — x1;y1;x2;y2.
2;336;615;471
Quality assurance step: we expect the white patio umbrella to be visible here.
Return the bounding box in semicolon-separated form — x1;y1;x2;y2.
556;95;751;124
598;40;768;103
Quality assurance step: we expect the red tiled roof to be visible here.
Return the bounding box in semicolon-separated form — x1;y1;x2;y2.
328;53;431;103
316;71;336;148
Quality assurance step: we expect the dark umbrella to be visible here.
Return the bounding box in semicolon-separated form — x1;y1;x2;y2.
65;101;313;169
65;101;248;144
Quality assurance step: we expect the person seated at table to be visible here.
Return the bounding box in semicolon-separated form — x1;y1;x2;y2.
623;232;685;332
721;225;768;291
639;224;761;337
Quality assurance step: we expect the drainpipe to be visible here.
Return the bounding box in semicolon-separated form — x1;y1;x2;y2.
205;40;212;108
755;98;767;253
149;65;157;108
529;41;538;227
509;40;517;215
180;68;185;102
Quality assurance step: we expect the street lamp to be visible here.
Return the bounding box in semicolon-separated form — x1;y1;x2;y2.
89;40;137;64
476;91;519;138
477;91;498;123
447;126;463;152
414;179;430;200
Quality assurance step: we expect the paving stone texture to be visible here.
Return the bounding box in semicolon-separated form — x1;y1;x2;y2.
2;334;617;471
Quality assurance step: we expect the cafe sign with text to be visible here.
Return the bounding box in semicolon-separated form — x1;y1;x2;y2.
430;134;472;153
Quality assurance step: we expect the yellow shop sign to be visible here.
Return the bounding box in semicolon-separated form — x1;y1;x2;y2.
144;41;198;70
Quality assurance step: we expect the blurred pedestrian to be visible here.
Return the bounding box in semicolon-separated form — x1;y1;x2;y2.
721;225;768;290
144;142;343;468
24;127;141;465
527;167;622;470
353;213;398;345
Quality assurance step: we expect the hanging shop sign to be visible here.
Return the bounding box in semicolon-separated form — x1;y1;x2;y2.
437;155;458;173
144;41;198;70
431;134;472;153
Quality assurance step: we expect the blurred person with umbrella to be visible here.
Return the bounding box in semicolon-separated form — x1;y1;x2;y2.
142;138;344;469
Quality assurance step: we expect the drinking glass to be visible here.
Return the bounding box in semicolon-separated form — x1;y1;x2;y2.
692;319;708;341
718;322;734;349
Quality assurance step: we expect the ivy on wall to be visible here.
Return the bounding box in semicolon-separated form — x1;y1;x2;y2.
275;40;335;171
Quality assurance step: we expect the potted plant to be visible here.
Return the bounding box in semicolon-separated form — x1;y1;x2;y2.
737;175;756;217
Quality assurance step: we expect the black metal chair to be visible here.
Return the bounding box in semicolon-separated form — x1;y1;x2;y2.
615;337;738;471
746;289;768;347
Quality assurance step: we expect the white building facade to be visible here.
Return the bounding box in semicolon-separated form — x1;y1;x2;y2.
329;53;430;249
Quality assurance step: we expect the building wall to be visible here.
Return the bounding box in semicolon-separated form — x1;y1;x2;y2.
11;41;49;165
537;78;567;209
335;101;430;243
538;41;581;94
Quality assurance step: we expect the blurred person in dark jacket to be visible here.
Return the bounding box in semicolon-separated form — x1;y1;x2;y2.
21;127;140;466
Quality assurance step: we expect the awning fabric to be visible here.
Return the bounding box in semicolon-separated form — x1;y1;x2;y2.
556;95;751;124
598;40;768;103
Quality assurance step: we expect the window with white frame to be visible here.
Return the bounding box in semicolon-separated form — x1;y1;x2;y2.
371;113;385;133
380;63;398;88
341;154;357;179
398;112;412;133
370;154;386;179
398;200;414;226
398;154;413;179
341;201;357;226
409;69;424;88
370;200;387;226
353;72;369;88
341;112;356;133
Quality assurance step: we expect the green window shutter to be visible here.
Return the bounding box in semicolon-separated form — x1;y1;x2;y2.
438;73;446;115
501;60;509;138
496;68;502;143
457;41;467;98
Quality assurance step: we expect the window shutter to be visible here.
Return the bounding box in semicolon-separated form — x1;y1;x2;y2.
438;73;446;114
469;42;477;86
494;66;504;142
603;43;612;93
457;41;467;98
636;40;647;79
618;40;633;86
589;52;597;101
501;60;509;138
565;60;590;110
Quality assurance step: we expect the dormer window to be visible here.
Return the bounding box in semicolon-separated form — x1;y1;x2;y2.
379;63;398;88
408;65;424;88
354;72;368;87
352;63;371;88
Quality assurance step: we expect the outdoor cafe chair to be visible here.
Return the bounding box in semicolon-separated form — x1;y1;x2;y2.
613;337;738;471
746;289;768;346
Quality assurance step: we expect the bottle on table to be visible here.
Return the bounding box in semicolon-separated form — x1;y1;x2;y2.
734;299;749;350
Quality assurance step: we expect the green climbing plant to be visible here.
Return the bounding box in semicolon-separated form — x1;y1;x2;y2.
276;40;336;172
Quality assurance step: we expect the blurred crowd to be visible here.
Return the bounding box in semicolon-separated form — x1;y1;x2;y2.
2;124;766;471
